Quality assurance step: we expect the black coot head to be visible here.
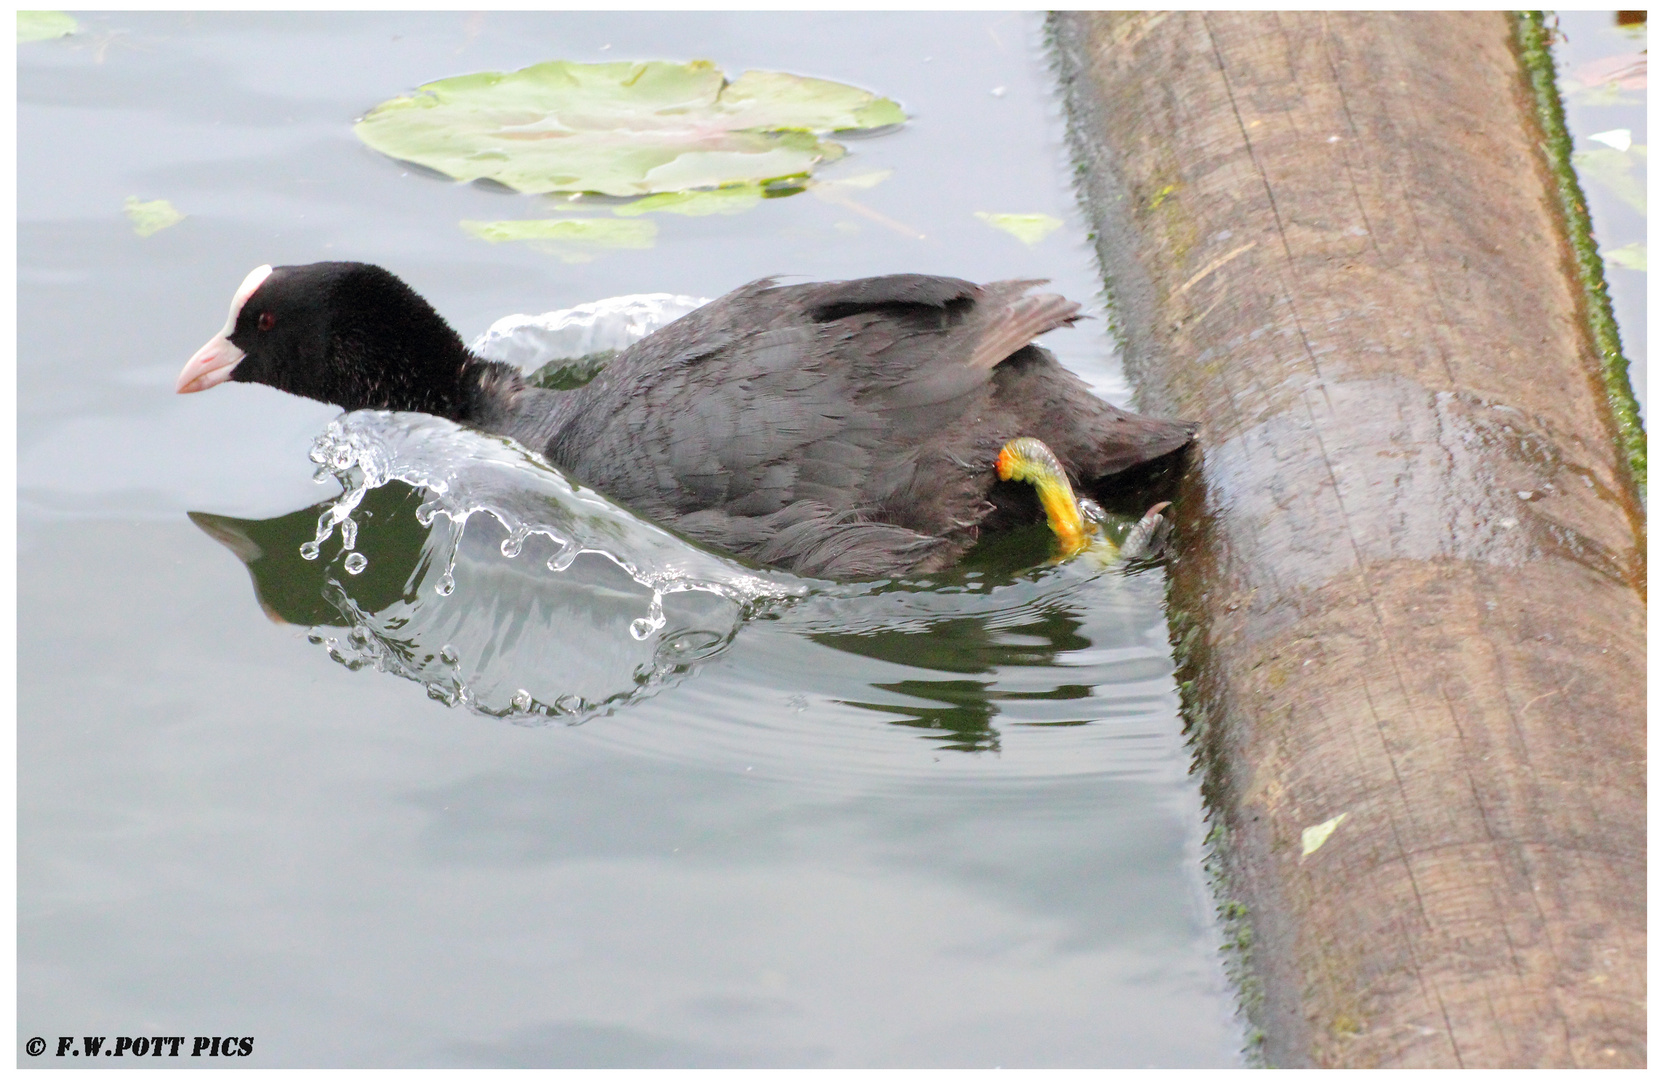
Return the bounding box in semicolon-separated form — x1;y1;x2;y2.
177;261;473;416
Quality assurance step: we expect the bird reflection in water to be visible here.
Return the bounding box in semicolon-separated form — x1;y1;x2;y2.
190;477;1165;751
191;483;431;630
815;595;1096;753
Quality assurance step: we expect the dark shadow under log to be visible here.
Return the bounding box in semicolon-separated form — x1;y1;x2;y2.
1051;11;1645;1068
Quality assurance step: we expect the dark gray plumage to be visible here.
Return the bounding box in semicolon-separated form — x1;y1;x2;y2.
180;263;1194;579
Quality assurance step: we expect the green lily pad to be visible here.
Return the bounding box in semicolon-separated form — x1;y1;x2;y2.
18;10;75;42
124;196;185;237
1603;242;1647;272
355;59;904;197
975;211;1063;246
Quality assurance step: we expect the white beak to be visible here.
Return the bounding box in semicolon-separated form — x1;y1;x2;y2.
176;333;245;393
176;264;273;394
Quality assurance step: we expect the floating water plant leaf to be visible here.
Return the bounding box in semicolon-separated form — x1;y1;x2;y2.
1603;241;1647;271
1570;146;1647;215
460;217;657;247
355;59;904;197
1300;812;1349;858
18;10;75;42
611;185;763;217
1560;53;1647;107
812;173;923;240
1589;128;1633;152
124;196;185;237
824;169;892;190
460;217;657;264
975;211;1063;246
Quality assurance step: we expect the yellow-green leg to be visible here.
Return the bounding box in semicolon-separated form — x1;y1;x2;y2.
995;436;1091;557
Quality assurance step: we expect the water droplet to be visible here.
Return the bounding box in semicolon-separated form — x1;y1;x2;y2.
511;689;533;712
340;516;358;551
439;645;458;665
630;591;667;640
547;542;579;572
344;552;368;575
431;527;462;596
501;527;529;558
299;540;321;561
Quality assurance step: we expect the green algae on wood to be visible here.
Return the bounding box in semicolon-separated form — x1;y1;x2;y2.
1514;11;1646;499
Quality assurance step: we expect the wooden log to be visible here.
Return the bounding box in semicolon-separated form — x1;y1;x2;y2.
1051;11;1645;1067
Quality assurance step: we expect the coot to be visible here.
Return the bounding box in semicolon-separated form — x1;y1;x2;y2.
178;262;1191;578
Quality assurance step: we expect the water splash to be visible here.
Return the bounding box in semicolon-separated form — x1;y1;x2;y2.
468;293;709;375
295;410;801;720
254;289;808;720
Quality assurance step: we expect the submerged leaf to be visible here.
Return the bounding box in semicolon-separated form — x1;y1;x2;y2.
355;59;904;197
822;169;892;190
459;217;658;248
1603;241;1647;271
975;211;1063;246
18;11;75;42
611;185;764;217
1570;146;1647;216
124;196;185;237
1560;53;1647;108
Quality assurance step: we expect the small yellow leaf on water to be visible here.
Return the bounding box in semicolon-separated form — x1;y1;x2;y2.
1301;812;1349;858
124;196;185;237
1603;241;1647;272
18;11;76;42
974;211;1062;247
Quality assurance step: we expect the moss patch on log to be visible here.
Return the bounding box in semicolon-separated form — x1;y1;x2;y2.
1513;11;1646;499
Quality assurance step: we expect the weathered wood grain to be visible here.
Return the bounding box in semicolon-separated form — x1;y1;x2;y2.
1052;11;1645;1067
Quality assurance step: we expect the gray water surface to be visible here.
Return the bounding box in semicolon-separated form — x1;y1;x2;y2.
18;12;1244;1066
1552;10;1648;417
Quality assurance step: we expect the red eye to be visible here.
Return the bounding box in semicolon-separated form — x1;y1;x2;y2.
257;311;275;331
